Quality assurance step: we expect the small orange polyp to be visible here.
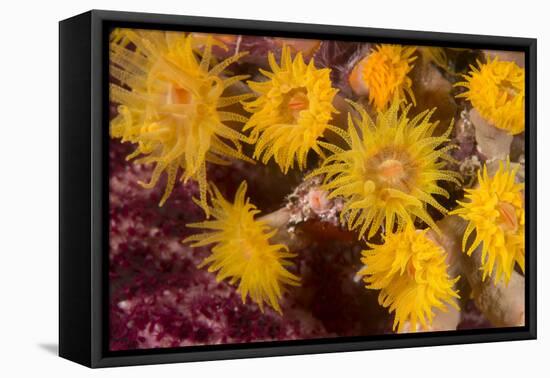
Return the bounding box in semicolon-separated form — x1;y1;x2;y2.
349;58;368;95
273;38;321;56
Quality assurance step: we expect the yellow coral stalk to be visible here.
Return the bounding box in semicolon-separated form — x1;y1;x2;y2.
183;181;300;313
451;161;525;284
455;57;525;135
243;46;338;173
358;225;460;333
109;29;253;213
349;44;417;111
310;99;460;239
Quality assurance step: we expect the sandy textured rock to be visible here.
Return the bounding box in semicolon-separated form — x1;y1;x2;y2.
470;108;513;160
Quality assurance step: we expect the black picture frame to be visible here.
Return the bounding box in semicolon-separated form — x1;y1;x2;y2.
59;9;537;368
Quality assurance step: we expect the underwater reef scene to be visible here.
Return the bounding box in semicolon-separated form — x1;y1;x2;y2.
109;29;526;351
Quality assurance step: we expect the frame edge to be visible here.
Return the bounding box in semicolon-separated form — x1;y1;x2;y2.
59;11;93;368
80;9;537;368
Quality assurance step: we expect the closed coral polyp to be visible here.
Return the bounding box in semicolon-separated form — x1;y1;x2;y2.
358;226;460;333
310;99;460;239
243;46;339;173
109;30;253;214
349;44;417;111
183;181;300;314
451;161;525;284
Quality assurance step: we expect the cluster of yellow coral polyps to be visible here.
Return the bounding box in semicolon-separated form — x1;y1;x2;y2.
451;161;525;284
243;46;339;173
109;30;253;213
456;57;525;135
349;44;417;111
358;226;460;333
183;181;300;314
109;32;524;324
310;99;460;240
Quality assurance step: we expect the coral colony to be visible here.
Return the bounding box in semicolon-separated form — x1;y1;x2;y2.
109;29;526;350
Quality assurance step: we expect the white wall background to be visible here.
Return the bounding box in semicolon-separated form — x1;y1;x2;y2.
1;0;547;375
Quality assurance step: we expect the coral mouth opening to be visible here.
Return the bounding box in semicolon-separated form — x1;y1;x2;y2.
406;259;416;277
497;201;519;232
282;88;309;121
166;83;193;105
377;159;406;183
498;79;520;101
241;240;254;260
366;149;415;193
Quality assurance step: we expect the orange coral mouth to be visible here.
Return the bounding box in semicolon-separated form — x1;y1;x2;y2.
282;89;309;121
166;83;193;105
406;260;416;277
378;159;406;183
240;240;254;260
498;79;520;102
288;91;309;110
498;201;519;232
365;149;415;194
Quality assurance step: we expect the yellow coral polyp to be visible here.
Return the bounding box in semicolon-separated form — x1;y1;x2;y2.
456;57;525;135
243;46;339;173
451;161;525;284
310;99;460;239
109;29;254;213
183;181;300;314
358;226;460;333
350;44;417;111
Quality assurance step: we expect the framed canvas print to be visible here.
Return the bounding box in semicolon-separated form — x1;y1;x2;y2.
59;10;537;368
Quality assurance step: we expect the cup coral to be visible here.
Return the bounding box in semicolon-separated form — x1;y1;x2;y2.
242;45;339;173
349;44;417;111
451;161;525;284
109;29;253;213
358;225;460;333
455;57;525;135
183;181;300;314
310;99;460;239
